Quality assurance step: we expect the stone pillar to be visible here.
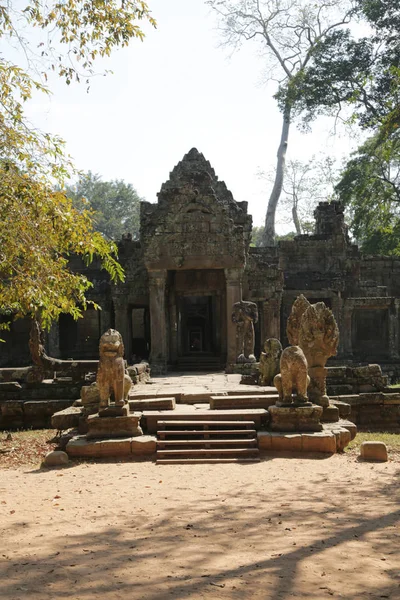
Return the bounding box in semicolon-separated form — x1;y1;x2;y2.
342;301;353;357
169;285;178;364
113;297;130;361
389;300;400;360
148;270;168;374
262;293;282;343
225;268;242;365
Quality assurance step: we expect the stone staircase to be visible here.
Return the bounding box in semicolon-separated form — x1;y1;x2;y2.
156;419;260;463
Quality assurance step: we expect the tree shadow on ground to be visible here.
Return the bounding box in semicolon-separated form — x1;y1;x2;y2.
1;466;399;599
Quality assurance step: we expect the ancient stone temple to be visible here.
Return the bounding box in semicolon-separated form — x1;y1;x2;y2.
2;148;400;376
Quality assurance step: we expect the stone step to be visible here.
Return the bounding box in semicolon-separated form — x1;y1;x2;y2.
158;428;256;438
156;448;260;458
157;438;258;447
157;420;256;429
210;395;277;410
144;409;268;433
129;397;175;411
156;458;261;464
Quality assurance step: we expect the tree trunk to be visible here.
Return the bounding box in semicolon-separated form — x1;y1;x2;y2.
261;102;292;246
292;202;302;235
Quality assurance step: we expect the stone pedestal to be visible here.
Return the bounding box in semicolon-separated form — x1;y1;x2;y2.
87;412;143;439
269;404;323;432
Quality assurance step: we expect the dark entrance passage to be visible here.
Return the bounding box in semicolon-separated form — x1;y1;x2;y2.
180;296;214;355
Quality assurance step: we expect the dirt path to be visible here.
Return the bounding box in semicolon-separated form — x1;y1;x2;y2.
1;453;399;600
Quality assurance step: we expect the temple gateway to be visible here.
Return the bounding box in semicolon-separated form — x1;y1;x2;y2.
2;148;400;375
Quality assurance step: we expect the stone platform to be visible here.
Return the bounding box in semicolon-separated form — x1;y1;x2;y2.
258;420;356;454
67;434;157;457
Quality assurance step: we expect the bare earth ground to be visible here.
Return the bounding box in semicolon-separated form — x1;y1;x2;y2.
1;452;400;600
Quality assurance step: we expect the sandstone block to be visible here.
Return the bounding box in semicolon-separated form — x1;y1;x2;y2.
301;432;336;453
321;405;339;423
269;404;323;432
86;413;142;439
331;427;352;452
129;397;176;411
81;383;100;405
131;435;157;455
51;406;82;431
43;450;69;466
257;431;272;450
270;432;302;452
100;438;132;456
360;441;388;462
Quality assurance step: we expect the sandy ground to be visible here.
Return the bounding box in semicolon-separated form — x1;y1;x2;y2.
1;453;399;600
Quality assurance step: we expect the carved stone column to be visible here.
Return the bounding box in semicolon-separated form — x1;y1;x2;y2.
148;270;168;374
225;268;242;365
113;297;130;361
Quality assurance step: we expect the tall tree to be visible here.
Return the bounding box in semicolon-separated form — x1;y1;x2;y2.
67;172;142;241
208;0;354;245
260;156;339;235
0;2;155;332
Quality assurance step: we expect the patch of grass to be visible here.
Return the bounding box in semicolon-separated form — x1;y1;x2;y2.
347;431;400;452
388;383;400;389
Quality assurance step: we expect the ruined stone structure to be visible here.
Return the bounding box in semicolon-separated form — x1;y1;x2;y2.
3;148;400;376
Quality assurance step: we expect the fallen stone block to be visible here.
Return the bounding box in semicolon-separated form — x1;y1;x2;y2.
360;441;388;462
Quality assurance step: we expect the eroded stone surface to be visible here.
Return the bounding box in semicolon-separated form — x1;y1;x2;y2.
269;404;323;432
86;413;143;439
274;346;309;405
96;329;132;409
232;300;259;363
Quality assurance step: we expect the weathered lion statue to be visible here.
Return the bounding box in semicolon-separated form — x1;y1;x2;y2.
273;346;310;406
96;329;132;409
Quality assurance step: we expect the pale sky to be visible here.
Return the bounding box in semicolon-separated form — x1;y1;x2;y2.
23;0;358;229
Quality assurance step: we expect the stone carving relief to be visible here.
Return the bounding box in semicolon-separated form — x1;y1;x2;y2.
232;300;259;363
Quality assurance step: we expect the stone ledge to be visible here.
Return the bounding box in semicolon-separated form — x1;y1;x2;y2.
66;435;157;458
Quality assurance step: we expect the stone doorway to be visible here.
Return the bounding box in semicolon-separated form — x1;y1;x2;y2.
178;295;217;356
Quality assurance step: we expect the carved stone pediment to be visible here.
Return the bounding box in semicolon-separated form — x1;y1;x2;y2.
141;148;252;271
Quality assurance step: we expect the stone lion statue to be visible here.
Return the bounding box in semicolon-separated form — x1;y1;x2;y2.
96;329;132;409
274;346;310;406
259;338;282;386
